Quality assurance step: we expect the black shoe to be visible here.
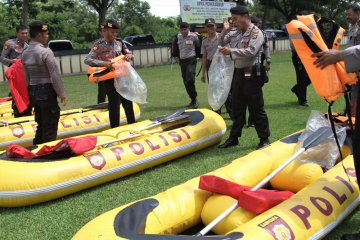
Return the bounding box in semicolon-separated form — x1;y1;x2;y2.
186;99;198;109
247;122;255;128
214;108;221;115
298;100;309;107
256;138;270;150
218;137;239;148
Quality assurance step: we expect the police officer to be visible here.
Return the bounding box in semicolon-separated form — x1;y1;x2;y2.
95;22;107;104
290;11;312;107
247;15;271;128
173;22;201;109
201;18;219;83
218;6;270;149
312;45;360;240
345;3;360;116
22;21;67;145
84;18;135;128
215;16;242;120
0;24;32;117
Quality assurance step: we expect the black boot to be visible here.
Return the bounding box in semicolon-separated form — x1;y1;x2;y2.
256;138;270;150
186;99;198;109
218;137;239;148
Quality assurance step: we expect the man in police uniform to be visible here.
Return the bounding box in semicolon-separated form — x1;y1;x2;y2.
22;21;67;145
345;3;360;116
218;5;270;149
95;22;107;104
201;18;219;83
312;45;360;240
174;22;201;109
0;24;32;117
84;18;134;128
289;11;312;107
214;16;242;121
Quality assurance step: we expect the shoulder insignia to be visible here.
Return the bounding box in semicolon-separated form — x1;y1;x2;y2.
251;30;259;39
3;42;9;50
92;45;99;51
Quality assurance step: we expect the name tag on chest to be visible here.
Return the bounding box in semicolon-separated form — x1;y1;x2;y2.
185;40;193;45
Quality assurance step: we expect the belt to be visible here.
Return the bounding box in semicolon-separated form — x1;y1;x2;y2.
29;83;52;90
179;56;196;62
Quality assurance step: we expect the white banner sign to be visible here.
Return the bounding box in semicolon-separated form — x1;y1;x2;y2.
179;0;237;24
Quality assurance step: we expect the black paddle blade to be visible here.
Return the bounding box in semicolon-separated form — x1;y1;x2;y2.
161;115;190;131
302;126;334;150
152;108;186;123
83;102;108;110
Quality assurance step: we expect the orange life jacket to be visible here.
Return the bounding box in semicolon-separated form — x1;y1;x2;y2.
295;15;357;89
87;55;127;83
286;19;343;102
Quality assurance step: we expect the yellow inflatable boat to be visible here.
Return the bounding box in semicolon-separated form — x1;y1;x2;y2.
0;103;141;150
0;100;12;117
0;108;226;207
73;130;358;240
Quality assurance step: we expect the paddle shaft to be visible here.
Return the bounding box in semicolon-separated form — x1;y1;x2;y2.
197;147;306;236
96;116;189;147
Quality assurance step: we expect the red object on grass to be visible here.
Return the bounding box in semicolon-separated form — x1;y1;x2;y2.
199;175;294;214
6;136;97;159
5;59;30;113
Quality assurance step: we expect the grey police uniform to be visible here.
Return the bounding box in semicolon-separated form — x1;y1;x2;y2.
91;37;107;104
201;32;219;80
22;40;66;144
0;38;28;66
84;38;135;128
217;28;241;120
342;45;360;194
222;23;270;143
0;38;32;117
177;32;200;104
347;20;360;116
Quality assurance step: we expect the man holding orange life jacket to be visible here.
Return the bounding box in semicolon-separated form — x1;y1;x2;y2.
95;22;107;104
312;44;360;240
345;3;360;116
218;6;270;150
84;19;135;128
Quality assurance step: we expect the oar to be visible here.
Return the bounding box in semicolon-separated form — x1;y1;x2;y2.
97;115;189;147
196;126;334;236
0;103;109;127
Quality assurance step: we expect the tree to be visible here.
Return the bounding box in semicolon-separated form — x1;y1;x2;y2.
85;0;116;26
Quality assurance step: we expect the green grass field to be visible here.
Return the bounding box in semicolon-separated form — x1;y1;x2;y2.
0;51;358;239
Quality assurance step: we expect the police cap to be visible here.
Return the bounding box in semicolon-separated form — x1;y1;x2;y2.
205;18;216;26
230;6;249;15
99;22;106;30
179;22;189;29
29;21;48;32
105;19;119;29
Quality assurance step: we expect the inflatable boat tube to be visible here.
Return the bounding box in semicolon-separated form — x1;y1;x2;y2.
0;109;226;207
0;103;141;150
72;132;357;240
